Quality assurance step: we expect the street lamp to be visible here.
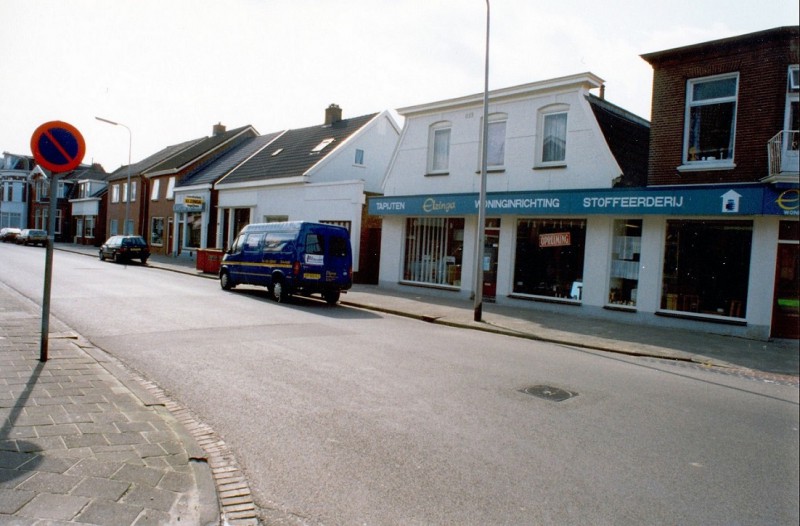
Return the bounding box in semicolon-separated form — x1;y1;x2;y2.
95;116;132;235
474;0;490;322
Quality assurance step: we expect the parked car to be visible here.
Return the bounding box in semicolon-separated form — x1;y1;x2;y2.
99;235;150;264
0;227;21;243
15;229;48;247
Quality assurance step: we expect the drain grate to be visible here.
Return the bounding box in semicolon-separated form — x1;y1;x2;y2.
520;385;577;402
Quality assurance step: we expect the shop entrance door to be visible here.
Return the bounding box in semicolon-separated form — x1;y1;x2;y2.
482;219;501;301
772;225;799;339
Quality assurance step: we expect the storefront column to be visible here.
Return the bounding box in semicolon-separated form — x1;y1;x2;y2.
583;217;612;305
748;217;780;332
637;217;665;314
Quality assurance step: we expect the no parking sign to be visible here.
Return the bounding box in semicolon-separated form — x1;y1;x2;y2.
30;120;86;173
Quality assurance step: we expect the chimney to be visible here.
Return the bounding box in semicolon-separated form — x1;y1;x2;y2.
599;84;606;100
325;104;342;125
213;122;226;136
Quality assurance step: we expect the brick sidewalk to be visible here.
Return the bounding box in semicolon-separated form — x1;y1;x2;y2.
0;282;218;525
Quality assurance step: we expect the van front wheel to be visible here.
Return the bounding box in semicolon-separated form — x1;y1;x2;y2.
220;270;235;290
323;290;340;305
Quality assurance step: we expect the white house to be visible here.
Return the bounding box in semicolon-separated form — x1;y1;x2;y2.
214;105;401;280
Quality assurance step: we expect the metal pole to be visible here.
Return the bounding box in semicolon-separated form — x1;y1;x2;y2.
95;117;131;234
473;0;490;322
40;170;58;361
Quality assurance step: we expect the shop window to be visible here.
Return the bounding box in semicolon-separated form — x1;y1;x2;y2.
661;220;752;317
608;220;642;307
151;217;165;246
403;217;464;286
188;213;202;248
684;73;738;164
513;219;586;299
85;216;95;239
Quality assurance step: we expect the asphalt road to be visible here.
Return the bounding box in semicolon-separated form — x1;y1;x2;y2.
2;244;798;525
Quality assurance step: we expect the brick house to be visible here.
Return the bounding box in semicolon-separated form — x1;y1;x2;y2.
641;26;799;339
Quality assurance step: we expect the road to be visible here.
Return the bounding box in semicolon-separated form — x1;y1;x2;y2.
1;243;798;525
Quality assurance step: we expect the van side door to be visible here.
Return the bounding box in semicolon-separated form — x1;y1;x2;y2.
232;232;264;284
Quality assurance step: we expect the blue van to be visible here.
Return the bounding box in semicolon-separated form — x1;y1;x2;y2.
219;222;352;305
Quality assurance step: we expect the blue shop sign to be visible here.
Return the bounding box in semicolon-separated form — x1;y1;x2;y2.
369;185;798;217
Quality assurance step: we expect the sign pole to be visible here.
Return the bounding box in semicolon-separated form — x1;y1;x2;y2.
40;170;58;362
30;120;86;363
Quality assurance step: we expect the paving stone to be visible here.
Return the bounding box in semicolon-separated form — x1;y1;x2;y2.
0;468;36;489
34;424;81;437
159;471;194;493
121;484;177;512
75;499;145;526
132;508;172;525
16;471;82;494
64;458;124;479
0;451;37;470
71;476;130;501
18;455;79;474
112;464;166;486
0;487;35;514
64;433;110;449
16;492;90;520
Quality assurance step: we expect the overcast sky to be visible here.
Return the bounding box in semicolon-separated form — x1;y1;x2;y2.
2;0;797;172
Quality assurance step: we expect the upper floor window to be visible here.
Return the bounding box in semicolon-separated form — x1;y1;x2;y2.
111;184;120;203
427;122;451;175
536;105;569;167
482;113;507;170
166;177;176;200
354;148;365;166
151;179;160;201
684;73;738;165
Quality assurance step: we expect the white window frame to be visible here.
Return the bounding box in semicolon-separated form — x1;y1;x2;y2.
535;105;569;168
111;184;120;203
151;179;160;201
679;72;738;171
481;113;507;171
166;177;176;200
427;122;451;175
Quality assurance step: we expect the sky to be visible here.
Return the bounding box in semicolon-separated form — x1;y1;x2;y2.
1;0;798;173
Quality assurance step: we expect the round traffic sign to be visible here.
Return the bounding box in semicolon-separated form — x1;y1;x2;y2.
30;121;86;173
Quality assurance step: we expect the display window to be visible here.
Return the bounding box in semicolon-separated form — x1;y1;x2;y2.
661;220;752;317
403;217;464;286
513;219;586;300
608;219;642;307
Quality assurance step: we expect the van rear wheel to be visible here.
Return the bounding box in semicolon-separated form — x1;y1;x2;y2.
272;280;291;303
323;290;340;305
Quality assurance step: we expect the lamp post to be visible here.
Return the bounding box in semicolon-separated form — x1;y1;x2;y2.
95;116;132;235
474;0;490;322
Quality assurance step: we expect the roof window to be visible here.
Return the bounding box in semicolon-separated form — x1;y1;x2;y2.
271;148;283;156
311;138;335;153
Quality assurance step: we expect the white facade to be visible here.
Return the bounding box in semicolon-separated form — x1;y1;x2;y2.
215;111;401;273
374;73;782;340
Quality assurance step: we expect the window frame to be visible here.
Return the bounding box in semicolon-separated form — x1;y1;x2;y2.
535;105;569;168
427;121;452;175
480;113;507;172
679;72;739;171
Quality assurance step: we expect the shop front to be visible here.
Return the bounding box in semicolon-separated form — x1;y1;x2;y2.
371;184;798;340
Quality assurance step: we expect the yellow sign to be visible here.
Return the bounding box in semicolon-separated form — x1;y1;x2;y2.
185;196;204;206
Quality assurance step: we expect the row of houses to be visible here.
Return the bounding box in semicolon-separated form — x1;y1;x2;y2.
2;26;798;340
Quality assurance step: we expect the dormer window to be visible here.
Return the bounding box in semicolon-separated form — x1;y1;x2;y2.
312;138;335;153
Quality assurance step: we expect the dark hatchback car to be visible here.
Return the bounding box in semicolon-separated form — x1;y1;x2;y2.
99;235;150;264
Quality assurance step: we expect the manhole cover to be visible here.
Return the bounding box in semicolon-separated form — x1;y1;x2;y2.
520;385;577;402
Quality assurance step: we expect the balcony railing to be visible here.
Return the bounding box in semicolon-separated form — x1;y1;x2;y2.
767;130;799;183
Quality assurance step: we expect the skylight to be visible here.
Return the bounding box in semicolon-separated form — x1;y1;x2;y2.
311;138;335;153
271;148;283;156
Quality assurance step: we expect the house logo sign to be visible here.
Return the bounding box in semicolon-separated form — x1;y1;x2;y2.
721;190;742;213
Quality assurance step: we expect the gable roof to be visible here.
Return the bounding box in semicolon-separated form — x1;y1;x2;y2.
107;137;203;182
175;131;284;189
60;163;109;183
586;94;650;188
145;125;257;176
216;113;377;186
